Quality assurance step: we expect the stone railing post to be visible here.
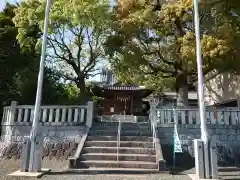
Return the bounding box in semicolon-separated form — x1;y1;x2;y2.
9;101;18;125
9;101;18;133
3;101;18;140
86;101;93;128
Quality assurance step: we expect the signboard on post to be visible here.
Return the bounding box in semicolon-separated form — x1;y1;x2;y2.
173;126;182;153
172;108;183;168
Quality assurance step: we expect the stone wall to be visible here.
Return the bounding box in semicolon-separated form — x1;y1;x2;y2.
158;124;240;166
0;124;85;160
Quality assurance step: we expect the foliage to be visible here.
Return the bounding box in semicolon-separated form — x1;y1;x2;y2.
105;0;240;106
210;0;240;75
0;3;86;112
0;3;25;107
13;0;111;102
16;67;82;105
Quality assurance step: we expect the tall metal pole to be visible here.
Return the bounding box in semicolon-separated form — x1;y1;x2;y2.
29;0;52;172
193;0;210;178
193;0;207;144
237;75;240;108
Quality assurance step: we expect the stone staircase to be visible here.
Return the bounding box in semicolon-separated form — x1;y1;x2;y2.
69;121;159;171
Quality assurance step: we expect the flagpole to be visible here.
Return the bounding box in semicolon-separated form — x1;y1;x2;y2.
29;0;52;172
193;0;210;178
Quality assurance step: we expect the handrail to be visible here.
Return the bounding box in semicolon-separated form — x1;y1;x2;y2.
152;122;157;148
149;108;157;149
117;117;121;162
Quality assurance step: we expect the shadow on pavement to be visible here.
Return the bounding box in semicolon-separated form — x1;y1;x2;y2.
161;145;195;174
47;170;170;175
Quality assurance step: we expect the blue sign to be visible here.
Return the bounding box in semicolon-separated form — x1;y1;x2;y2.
173;109;183;153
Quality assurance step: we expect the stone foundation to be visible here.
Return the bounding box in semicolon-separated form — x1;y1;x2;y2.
0;125;85;160
158;124;240;166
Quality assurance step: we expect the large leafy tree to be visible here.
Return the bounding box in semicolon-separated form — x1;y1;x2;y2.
105;0;236;107
212;0;240;75
13;0;111;102
17;67;82;105
0;3;26;107
0;3;82;111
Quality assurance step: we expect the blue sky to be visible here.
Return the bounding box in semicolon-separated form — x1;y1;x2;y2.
0;0;19;10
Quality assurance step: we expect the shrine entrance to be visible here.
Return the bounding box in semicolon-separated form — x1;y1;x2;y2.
92;84;152;116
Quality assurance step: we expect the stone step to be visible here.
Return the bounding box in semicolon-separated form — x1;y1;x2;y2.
68;167;159;173
88;130;117;136
90;129;151;133
91;124;150;128
137;117;149;123
82;147;156;154
85;141;154;148
88;130;152;136
91;126;151;132
71;160;158;169
79;153;156;162
94;121;149;125
101;115;138;122
87;136;153;141
93;122;149;128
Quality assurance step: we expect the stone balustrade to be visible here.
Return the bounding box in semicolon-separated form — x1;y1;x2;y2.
149;107;240;166
152;108;240;125
2;102;88;126
0;101;94;160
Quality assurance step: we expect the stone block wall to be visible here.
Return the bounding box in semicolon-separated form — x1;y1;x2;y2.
158;124;240;166
0;124;85;160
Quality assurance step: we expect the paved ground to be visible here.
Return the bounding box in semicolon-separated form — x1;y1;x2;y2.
181;166;240;180
1;160;240;180
0;159;191;180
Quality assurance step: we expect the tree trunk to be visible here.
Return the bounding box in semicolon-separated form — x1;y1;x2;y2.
76;76;91;104
177;85;188;108
176;74;188;108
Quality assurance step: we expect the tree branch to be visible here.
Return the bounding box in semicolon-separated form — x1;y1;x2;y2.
48;36;81;77
75;27;84;71
54;71;76;82
83;27;101;74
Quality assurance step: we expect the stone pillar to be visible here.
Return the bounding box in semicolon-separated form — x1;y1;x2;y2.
28;134;44;172
9;101;18;125
86;101;94;128
4;101;18;139
194;139;204;178
210;136;218;179
20;136;31;172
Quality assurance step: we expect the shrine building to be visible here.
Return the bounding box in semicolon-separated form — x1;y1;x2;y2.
91;69;152;116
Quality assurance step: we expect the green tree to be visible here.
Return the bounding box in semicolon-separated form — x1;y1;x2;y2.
17;67;81;105
210;0;240;75
0;3;82;111
106;0;235;107
0;3;26;107
13;0;111;103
